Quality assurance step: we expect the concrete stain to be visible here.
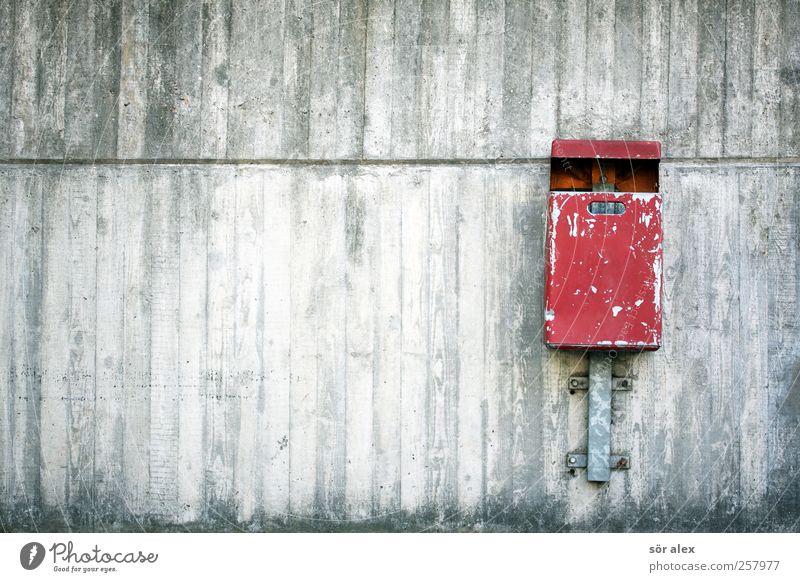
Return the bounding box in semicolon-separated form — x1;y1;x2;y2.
781;359;800;417
214;64;229;87
345;188;366;264
780;67;800;86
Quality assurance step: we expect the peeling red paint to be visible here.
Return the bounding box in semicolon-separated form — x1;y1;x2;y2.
544;191;663;350
551;139;662;160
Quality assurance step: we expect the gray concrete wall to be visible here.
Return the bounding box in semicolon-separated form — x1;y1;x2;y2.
0;0;799;532
1;0;799;160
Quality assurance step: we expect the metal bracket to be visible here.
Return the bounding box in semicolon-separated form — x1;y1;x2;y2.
568;376;633;392
566;453;630;470
566;361;633;481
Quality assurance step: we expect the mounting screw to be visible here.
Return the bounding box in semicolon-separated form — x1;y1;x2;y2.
570;378;579;387
569;457;576;464
620;379;628;387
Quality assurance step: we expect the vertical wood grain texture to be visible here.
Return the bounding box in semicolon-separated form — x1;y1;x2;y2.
667;0;698;157
232;169;264;522
529;0;557;155
472;0;504;158
639;0;670;144
751;0;782;156
335;0;368;158
426;168;459;514
766;168;800;529
0;174;14;519
314;171;348;518
308;1;342;158
723;0;755;156
92;171;124;525
780;0;800;156
621;346;660;522
3;172;43;528
656;169;731;529
344;172;375;518
288;172;318;515
0;0;15;158
362;0;395;158
116;0;149;158
228;0;281;158
40;171;97;528
562;353;592;527
260;169;292;518
391;0;422;159
64;0;121;159
510;169;545;517
34;0;68;158
502;0;533;158
606;354;635;524
64;0;97;158
456;169;485;514
703;171;741;528
1;0;800;534
120;170;152;520
483;168;514;518
399;169;430;512
36;177;62;523
144;0;178;158
612;0;642;139
281;0;312;158
176;169;208;524
200;0;232;158
586;0;615;139
2;1;799;158
556;0;588;139
447;0;477;159
417;0;450;158
9;0;47;157
674;169;740;530
172;0;204;160
205;168;238;518
736;168;772;523
94;170;128;527
372;170;403;516
94;0;124;158
695;0;726;157
0;164;799;531
148;172;181;519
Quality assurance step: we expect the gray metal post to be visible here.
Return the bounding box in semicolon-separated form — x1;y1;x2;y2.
586;174;615;482
587;351;612;482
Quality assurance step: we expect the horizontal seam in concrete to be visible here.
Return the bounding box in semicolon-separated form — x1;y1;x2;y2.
1;157;800;168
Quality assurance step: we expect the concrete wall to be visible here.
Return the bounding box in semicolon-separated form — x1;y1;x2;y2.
1;0;799;161
0;0;799;532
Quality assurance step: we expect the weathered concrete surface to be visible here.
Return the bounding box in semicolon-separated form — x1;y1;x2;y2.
0;162;798;532
1;0;799;532
0;0;798;160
